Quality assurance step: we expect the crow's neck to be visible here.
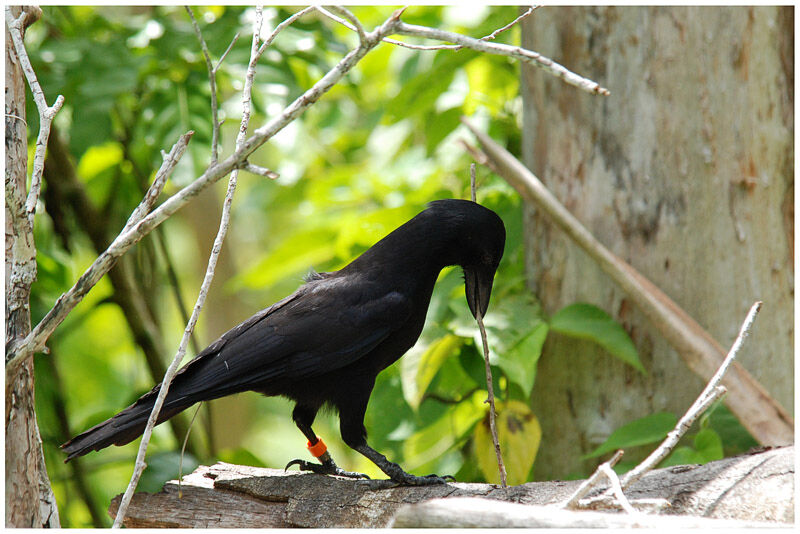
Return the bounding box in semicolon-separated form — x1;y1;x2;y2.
343;217;461;287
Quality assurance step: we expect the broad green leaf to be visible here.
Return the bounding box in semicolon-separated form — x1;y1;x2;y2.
550;303;645;374
658;446;702;468
659;429;722;467
494;321;549;397
707;404;758;455
584;412;677;459
473;400;541;485
403;391;486;472
76;142;123;180
407;334;465;410
692;428;724;463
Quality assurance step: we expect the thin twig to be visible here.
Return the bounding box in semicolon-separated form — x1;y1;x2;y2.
123;132;194;234
215;32;240;74
327;5;367;45
242;162;279;179
393;21;609;95
178;403;203;499
6;7;65;226
470;163;477;202
318;5;537;53
483;6;538;43
598;464;636;514
476;313;507;488
186;6;222;163
257;5;317;59
562;450;623;508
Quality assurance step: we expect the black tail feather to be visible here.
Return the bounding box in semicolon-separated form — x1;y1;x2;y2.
60;384;193;462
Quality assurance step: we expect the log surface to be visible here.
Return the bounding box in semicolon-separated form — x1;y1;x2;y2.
109;445;794;528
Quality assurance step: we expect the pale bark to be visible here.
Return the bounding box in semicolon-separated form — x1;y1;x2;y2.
4;6;59;527
520;6;793;480
108;445;793;527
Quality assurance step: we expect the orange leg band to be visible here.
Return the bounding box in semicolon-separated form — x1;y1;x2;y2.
307;438;328;458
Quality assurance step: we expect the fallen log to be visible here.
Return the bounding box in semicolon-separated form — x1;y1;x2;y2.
109;445;793;527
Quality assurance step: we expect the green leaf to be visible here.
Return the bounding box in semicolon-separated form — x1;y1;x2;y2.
659;446;702;468
584;412;677;459
495;321;549;397
407;334;465;410
692;428;724;463
138;451;199;493
550;303;645;374
403;391;486;472
707;404;758;455
473;400;541;485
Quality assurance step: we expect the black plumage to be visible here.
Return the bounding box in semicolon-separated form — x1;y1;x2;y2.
62;199;505;485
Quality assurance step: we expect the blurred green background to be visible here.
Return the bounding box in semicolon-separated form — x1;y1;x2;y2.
24;6;755;527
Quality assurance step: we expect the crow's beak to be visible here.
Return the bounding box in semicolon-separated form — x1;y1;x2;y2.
464;266;495;319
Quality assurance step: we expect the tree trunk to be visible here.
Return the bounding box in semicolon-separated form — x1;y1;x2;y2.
4;6;60;527
520;6;793;480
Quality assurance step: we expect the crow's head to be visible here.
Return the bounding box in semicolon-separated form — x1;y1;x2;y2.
427;199;506;319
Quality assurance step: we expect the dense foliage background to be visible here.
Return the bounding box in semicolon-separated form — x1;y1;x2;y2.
23;6;755;527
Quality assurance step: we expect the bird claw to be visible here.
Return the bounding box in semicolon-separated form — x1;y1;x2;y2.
285;458;370;480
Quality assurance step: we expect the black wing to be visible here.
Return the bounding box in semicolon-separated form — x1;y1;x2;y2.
166;275;412;401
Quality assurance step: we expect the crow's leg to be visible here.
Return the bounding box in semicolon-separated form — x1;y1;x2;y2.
339;392;453;486
285;403;369;479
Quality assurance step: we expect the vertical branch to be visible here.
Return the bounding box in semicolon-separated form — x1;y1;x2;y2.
5;6;65;226
186;6;236;164
476;313;508;488
470;162;506;487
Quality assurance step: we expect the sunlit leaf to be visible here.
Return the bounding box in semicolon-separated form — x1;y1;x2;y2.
550;303;645;374
495;321;549;397
473;400;541;485
408;335;464;410
402;391;486;472
76;142;124;180
584;412;677;459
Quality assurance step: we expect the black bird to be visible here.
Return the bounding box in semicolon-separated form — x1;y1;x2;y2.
62;199;505;485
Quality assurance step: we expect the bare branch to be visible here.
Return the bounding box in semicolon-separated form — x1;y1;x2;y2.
470;163;477;203
317;6;535;52
562;450;623;508
242;162;279;179
123;131;194;233
215;32;240;74
327;5;367;45
186;6;222;163
393;21;609;96
598;464;636;514
483;6;538;42
476;312;507;488
5;7;66;226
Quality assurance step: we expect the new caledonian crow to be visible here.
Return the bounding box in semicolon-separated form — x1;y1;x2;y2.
62;199;506;485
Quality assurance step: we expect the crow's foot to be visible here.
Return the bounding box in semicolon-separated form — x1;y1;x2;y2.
285;458;370;480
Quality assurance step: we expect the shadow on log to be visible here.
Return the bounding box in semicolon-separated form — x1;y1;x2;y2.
110;445;793;528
